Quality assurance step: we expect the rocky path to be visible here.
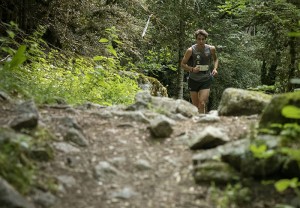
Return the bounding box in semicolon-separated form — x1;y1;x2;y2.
31;104;256;208
1;89;298;208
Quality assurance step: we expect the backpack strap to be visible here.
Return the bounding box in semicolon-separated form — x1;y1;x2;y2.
187;46;194;67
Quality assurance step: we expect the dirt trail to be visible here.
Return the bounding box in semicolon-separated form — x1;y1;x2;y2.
33;105;256;208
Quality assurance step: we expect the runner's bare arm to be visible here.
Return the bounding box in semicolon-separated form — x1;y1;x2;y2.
181;48;194;72
210;46;219;76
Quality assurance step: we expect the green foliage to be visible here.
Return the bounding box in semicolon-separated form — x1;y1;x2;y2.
275;177;300;195
98;26;123;58
255;103;300;198
209;182;251;208
280;123;300;140
248;85;275;94
0;24;140;106
0;131;35;194
137;47;177;74
250;143;275;159
0;127;56;194
3;45;27;70
282;105;300;119
216;0;300;94
275;204;296;208
218;0;247;16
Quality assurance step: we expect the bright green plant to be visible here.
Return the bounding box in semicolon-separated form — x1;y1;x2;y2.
282;105;300;119
275;177;300;196
279;105;300;140
137;47;177;75
274;105;300;200
94;26;123;70
254;103;300;201
250;143;275;159
0;23;140;106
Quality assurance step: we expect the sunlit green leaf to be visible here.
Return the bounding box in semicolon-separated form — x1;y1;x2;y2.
4;45;27;70
280;148;300;161
289;178;299;188
93;56;106;61
281;105;300;119
113;39;123;45
275;179;291;192
7;30;15;39
107;45;118;57
99;38;109;43
288;32;300;37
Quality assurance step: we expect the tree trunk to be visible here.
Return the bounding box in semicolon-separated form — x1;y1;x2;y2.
261;60;267;84
287;37;297;91
261;51;280;86
177;0;186;99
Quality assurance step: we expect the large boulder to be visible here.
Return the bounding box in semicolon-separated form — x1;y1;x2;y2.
127;91;199;118
192;135;300;179
218;88;272;116
259;91;300;129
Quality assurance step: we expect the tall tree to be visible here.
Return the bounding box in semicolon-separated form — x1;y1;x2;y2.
177;0;187;99
219;0;300;92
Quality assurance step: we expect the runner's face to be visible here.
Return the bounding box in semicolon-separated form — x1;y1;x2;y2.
196;34;206;46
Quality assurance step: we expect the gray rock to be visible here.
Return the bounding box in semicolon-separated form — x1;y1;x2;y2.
197;114;220;123
53;142;81;153
56;175;77;188
192;138;250;165
112;110;150;123
0;127;17;144
135;159;152;170
109;157;127;167
189;126;229;150
0;91;12;102
10;113;38;131
218;88;272;116
111;186;138;199
193;135;292;178
0;177;35;208
9;100;39;131
32;190;56;208
64;128;89;147
94;161;119;179
175;99;199;118
16;100;39;115
61;117;82;132
29;147;53;162
149;115;175;138
127;91;198;118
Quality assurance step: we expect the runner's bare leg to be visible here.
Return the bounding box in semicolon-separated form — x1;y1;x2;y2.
198;89;210;114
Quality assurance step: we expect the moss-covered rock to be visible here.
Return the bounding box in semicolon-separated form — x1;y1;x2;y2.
218;88;272;116
259;91;300;129
137;74;168;97
193;161;240;184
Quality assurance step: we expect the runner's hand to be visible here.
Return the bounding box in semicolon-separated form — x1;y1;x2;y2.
193;66;200;73
211;69;218;76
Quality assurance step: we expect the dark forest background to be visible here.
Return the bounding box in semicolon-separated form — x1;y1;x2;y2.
0;0;299;108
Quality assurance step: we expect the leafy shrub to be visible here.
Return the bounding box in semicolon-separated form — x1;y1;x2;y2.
0;129;35;194
0;23;140;106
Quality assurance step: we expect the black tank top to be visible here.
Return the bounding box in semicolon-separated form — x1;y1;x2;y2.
190;44;211;66
188;44;212;81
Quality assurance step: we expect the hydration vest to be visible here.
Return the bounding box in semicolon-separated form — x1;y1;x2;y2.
187;44;211;67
